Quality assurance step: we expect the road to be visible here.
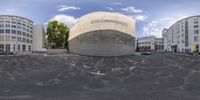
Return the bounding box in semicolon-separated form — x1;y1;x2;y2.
0;53;200;100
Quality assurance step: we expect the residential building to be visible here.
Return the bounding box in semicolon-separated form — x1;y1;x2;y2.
137;36;164;52
0;15;46;53
0;15;33;53
162;16;200;53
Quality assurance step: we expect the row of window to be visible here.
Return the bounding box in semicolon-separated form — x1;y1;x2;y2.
0;44;31;52
0;17;33;25
0;24;32;31
0;35;32;43
0;29;32;38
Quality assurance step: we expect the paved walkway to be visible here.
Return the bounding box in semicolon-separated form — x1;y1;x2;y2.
0;53;200;100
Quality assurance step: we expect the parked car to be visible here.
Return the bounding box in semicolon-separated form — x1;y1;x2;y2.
141;52;152;55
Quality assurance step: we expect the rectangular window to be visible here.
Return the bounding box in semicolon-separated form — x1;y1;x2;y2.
5;29;10;33
12;25;16;28
13;44;16;52
18;37;21;42
0;24;4;28
28;46;31;51
0;29;4;33
12;21;16;24
22;24;26;26
5;24;10;27
194;21;198;24
194;30;199;34
185;21;189;47
17;26;21;29
5;44;10;52
22;32;26;36
27;39;29;43
18;45;20;51
17;31;21;35
194;25;199;28
22;45;26;51
17;22;21;25
22;38;26;42
5;36;10;41
12;30;16;34
5;21;10;23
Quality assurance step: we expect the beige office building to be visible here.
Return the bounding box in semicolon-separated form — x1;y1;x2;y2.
69;12;136;56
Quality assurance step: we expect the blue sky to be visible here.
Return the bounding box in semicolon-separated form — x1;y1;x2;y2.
1;0;200;37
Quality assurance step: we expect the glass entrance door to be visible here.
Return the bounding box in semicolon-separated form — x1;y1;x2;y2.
5;44;10;52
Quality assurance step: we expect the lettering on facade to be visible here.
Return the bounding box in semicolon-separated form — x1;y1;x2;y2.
91;19;128;26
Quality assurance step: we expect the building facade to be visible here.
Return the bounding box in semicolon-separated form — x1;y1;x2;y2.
137;36;164;52
69;12;136;56
0;15;33;53
32;24;46;53
162;16;200;53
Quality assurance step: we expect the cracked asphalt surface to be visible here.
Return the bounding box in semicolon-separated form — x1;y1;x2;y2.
0;52;200;100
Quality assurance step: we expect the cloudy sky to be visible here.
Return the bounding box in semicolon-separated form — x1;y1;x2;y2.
1;0;200;37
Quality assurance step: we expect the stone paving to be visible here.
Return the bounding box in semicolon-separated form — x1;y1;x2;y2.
0;53;200;100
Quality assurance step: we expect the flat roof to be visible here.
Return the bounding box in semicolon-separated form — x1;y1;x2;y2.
0;15;33;23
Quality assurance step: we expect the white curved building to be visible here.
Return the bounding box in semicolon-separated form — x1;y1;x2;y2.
162;16;200;53
69;12;136;56
0;15;33;53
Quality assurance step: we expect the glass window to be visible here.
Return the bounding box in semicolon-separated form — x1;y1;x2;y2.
5;24;10;27
5;21;10;23
12;30;16;34
22;45;26;51
5;44;10;52
12;21;16;24
5;36;10;41
22;38;26;42
22;32;26;36
18;37;21;42
5;29;10;33
194;21;198;24
12;25;16;28
194;25;199;28
0;24;4;28
18;45;20;51
17;22;21;25
17;31;21;35
0;29;4;33
28;46;31;51
194;30;199;34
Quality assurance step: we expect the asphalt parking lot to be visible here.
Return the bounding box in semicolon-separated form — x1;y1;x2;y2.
0;52;200;100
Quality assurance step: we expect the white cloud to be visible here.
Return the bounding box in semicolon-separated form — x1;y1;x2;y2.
5;9;16;12
129;15;147;21
121;7;143;14
135;15;147;21
105;7;114;11
112;2;122;6
47;14;79;27
57;5;80;12
0;9;16;14
142;16;187;38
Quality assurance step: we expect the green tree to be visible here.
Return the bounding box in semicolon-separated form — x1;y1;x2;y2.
46;20;69;50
